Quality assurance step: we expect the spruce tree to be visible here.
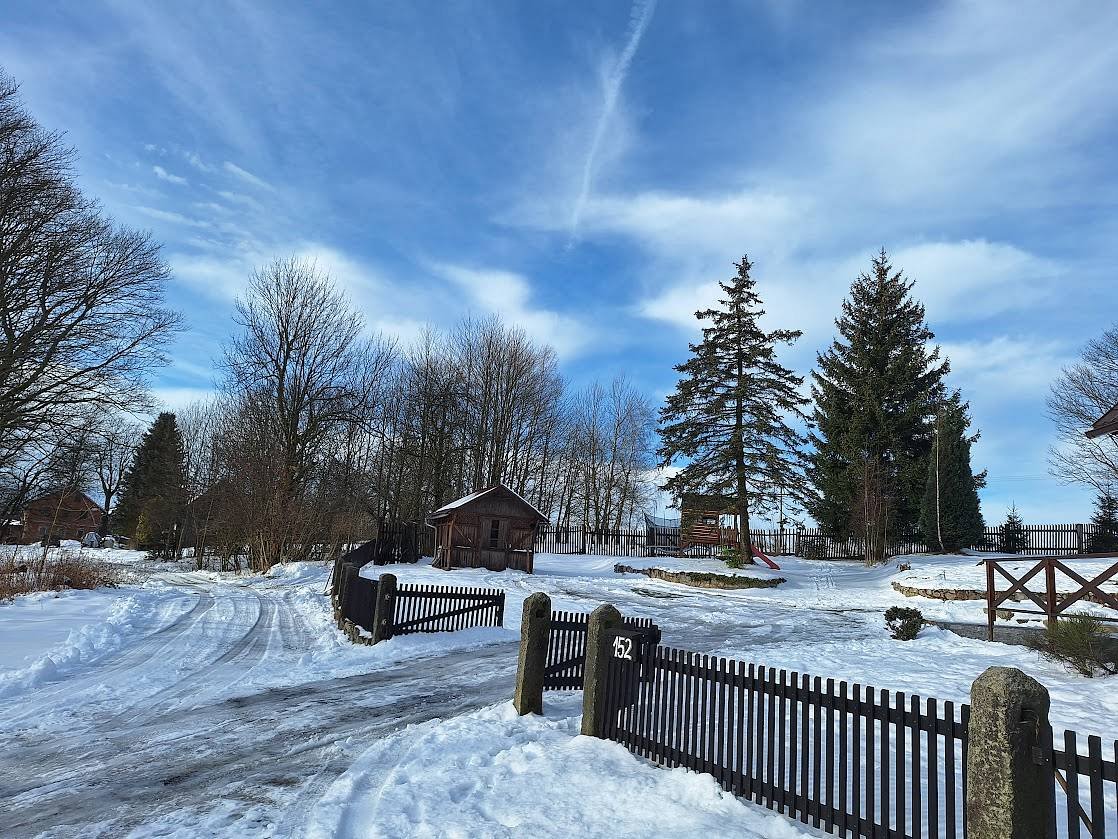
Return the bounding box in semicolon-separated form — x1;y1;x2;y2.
809;250;949;564
114;412;187;555
1087;489;1118;552
920;394;985;552
659;256;809;559
999;503;1027;554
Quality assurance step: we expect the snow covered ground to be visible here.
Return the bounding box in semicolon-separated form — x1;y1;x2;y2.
0;548;1113;837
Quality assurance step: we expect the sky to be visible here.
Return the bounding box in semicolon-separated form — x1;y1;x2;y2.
3;0;1117;524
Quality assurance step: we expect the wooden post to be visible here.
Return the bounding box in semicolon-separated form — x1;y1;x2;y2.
985;560;996;642
371;572;397;644
1044;557;1058;628
966;667;1053;839
1075;523;1085;555
581;603;623;737
513;593;551;715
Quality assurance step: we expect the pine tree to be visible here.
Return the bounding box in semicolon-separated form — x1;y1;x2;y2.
1087;489;1118;553
114;412;187;556
920;394;985;552
999;503;1027;554
659;256;809;559
809;250;949;565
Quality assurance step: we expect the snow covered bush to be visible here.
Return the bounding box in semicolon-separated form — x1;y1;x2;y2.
1030;615;1118;678
884;606;925;641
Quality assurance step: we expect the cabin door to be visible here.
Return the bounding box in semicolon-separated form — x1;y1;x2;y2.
479;516;507;569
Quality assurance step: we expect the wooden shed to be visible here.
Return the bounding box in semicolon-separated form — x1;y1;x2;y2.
427;484;548;573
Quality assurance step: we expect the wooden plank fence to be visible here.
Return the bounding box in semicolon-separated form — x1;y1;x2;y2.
390;583;505;637
543;611;659;691
533;524;1108;561
598;637;1117;838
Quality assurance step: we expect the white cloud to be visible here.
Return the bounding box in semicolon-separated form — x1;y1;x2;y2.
152;165;188;185
133;205;210;228
152;386;216;412
432;263;594;359
940;336;1071;401
223;161;273;191
569;0;658;236
183;150;214;172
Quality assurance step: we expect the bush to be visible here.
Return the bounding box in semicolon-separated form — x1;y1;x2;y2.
884;606;925;640
800;539;826;562
0;550;120;601
1030;615;1118;678
720;544;745;569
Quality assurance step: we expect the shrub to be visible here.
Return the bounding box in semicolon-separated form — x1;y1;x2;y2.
884;606;925;640
0;550;120;601
1030;615;1118;678
720;544;745;569
800;539;826;562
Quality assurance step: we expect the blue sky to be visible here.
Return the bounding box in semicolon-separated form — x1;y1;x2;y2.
4;0;1117;523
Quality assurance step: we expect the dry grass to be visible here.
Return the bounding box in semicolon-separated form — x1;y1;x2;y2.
0;549;121;601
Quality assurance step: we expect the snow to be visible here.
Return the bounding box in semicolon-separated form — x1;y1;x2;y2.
0;546;1113;836
307;692;816;839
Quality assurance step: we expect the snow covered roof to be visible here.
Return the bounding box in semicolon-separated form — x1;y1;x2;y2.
428;484;548;523
1086;403;1118;439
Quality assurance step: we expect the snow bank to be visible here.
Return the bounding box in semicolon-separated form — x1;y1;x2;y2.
0;583;193;698
308;692;814;839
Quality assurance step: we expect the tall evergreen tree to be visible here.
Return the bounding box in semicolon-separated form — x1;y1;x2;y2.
114;412;187;554
1087;489;1118;553
809;250;949;565
998;503;1027;554
659;256;809;559
920;394;985;552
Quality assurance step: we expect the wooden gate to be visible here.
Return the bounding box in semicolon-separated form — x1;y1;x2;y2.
389;584;505;637
542;610;659;690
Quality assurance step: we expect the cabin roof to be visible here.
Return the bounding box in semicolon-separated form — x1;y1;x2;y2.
24;490;104;513
427;484;548;523
1087;403;1118;439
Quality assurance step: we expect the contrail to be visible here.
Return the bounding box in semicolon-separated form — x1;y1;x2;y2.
568;0;657;239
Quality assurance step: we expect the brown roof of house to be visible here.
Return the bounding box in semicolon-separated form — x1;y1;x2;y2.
1086;404;1118;439
427;484;548;524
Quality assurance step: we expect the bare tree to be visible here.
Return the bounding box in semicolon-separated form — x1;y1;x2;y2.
0;73;181;469
1048;324;1118;492
93;420;142;536
219;256;395;570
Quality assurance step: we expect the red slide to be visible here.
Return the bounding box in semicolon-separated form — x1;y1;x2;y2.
751;545;781;570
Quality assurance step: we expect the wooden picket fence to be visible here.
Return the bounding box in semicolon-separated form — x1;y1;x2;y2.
542;610;659;690
389;583;505;637
534;523;1109;561
598;636;1117;839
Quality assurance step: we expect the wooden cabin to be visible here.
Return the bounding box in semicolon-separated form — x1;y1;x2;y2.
427;484;548;573
679;492;739;549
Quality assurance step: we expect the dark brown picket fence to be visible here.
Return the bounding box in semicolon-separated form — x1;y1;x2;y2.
533;523;1106;561
389;583;505;637
542;611;660;690
597;637;1118;839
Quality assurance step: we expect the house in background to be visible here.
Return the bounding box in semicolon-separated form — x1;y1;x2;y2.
19;491;104;544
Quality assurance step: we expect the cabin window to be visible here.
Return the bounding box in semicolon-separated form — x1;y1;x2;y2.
488;519;501;549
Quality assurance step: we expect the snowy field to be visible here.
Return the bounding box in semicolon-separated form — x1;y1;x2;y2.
0;547;1114;837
